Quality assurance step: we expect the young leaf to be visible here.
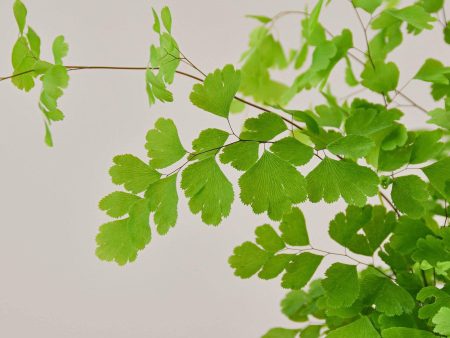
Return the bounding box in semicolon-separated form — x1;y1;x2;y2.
219;141;260;171
11;37;37;91
145;174;178;235
391;175;430;218
432;307;450;336
255;224;285;253
414;59;450;85
151;8;161;34
229;242;270;278
322;263;359;308
329;205;396;256
279;207;309;247
270;137;314;166
281;253;323;289
239;151;307;221
27;27;41;58
262;328;299;338
189;64;241;118
306;158;379;206
352;0;381;14
327;135;375;159
386;5;436;30
109;154;161;194
181;157;234;225
145;118;186;169
327;317;380;338
361;61;399;93
145;70;173;105
161;6;172;33
96;199;151;265
13;0;27;35
422;157;450;199
99;191;141;218
52;35;69;65
240;112;287;141
427;108;450;130
190;128;229;161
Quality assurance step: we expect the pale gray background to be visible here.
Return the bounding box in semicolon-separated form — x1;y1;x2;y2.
0;1;448;337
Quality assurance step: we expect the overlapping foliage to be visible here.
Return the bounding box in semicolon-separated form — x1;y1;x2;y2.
7;0;450;336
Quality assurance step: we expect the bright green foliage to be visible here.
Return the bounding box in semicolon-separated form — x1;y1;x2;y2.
145;174;178;235
281;253;323;289
327;317;380;338
262;328;299;338
422;157;450;199
279;207;309;247
329;205;396;256
361;61;399;94
219;141;259;171
239;151;307;221
240;112;287;141
322;263;359;308
99;192;141;218
181;157;234;225
109;154;161;194
229;242;270;278
306;158;379;206
432;307;450;336
327;135;375;159
96;199;151;265
270;137;313;166
9;2;450;337
391;175;430;218
190;128;229;161
145;118;186;169
190;65;241;118
352;0;381;13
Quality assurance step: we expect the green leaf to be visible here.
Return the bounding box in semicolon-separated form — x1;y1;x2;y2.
26;27;41;58
13;0;27;34
151;8;161;34
432;307;450;336
327;135;375;159
239;151;307;221
145;70;173;105
258;254;294;280
11;37;36;91
390;217;433;255
381;328;439;338
360;270;415;316
306;158;379;206
417;286;450;320
391;175;430;218
270;137;313;166
96;199;151;265
386;5;436;30
328;317;380;338
345;56;359;86
262;328;299;338
219;141;259;171
145;118;186;169
109;154;161;194
329;205;396;256
229;242;270;278
422;157;450;200
161;6;172;33
410;130;444;164
39;65;69;124
412;235;450;266
246;15;272;24
279;207;309;247
281;252;323;289
52;35;69;65
414;59;450;85
361;61;399;93
189;64;241;118
190;128;229;161
322;263;359;308
255;224;285;253
145;174;178;235
99;192;141;218
300;326;321;338
352;0;381;14
427;108;450;130
181;157;234;225
240;112;287;141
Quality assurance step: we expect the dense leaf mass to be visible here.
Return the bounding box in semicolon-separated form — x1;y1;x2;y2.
8;1;450;337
